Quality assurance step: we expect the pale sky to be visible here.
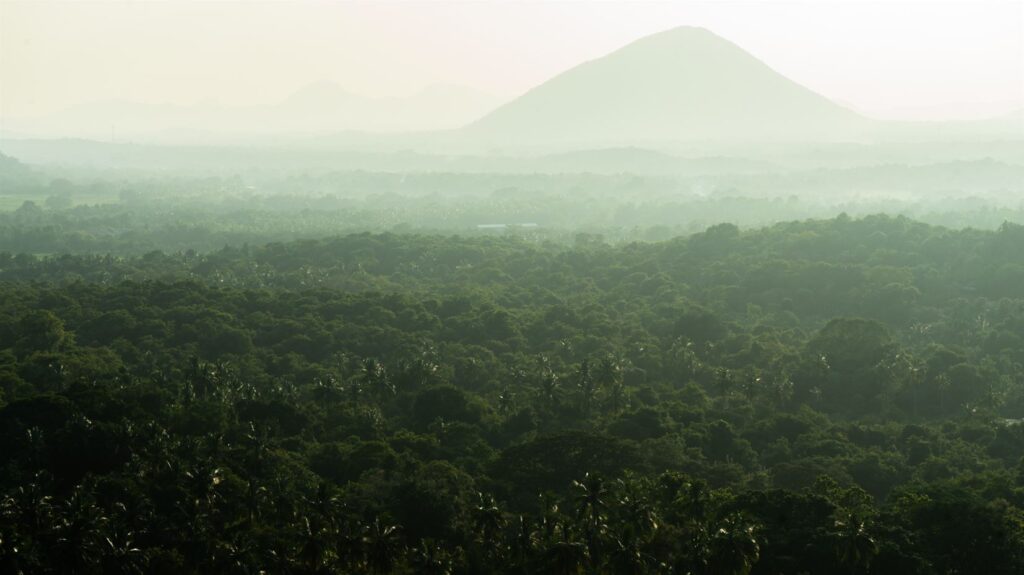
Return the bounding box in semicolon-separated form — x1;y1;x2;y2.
1;0;1022;123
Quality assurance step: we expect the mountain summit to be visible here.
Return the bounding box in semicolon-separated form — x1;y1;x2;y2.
463;26;866;146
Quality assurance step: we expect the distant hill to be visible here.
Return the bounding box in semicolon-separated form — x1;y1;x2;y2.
0;152;25;172
0;151;31;177
463;26;868;147
0;139;771;176
3;83;501;142
0;151;40;191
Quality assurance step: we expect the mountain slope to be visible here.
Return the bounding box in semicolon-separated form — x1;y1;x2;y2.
463;26;868;146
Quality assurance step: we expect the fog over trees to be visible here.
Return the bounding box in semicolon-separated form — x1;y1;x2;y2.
1;6;1023;574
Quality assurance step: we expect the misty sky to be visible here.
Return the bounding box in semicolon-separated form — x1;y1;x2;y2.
1;0;1022;124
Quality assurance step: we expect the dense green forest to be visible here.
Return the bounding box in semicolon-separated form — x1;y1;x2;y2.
2;214;1024;573
4;2;1023;573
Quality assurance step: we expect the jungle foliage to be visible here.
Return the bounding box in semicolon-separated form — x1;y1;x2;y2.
2;215;1024;573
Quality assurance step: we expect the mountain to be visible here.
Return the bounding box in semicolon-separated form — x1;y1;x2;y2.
3;83;501;143
463;26;869;147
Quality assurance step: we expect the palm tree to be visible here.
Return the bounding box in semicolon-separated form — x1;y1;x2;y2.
605;379;629;415
715;367;735;397
508;365;529;391
230;378;261;402
596;355;622;389
187;356;225;401
214;534;260;575
607;529;653;575
676;480;712;527
597;354;628;415
182;460;223;517
536;369;561;411
409;539;454;575
934;372;952;414
571;473;608;568
132;422;173;480
510;515;538;571
51;484;107;575
23;426;46;471
361;358;393;404
543;524;587;575
263;538;295;575
739;371;762;403
332;517;362;572
267;473;298;526
99;526;145;575
297;516;329;574
832;514;878;574
670;338;702;380
243;422;271;479
396;353;439;390
575;360;598;416
311;373;343;404
497;386;516;417
536;492;561;545
344;377;365;405
106;494;154;546
767;373;795;408
706;515;760;575
572;473;608;529
473;492;506;553
177;460;223;569
5;472;54;544
362;517;402;575
615;475;659;541
303;482;340;530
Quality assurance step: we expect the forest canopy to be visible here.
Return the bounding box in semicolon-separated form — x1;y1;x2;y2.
1;215;1024;573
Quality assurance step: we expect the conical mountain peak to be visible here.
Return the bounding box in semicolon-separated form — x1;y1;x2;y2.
465;27;865;146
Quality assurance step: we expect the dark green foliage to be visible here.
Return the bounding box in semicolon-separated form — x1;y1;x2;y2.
1;217;1023;573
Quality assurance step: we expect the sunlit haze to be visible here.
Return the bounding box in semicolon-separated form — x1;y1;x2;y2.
4;3;1024;572
2;0;1022;130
